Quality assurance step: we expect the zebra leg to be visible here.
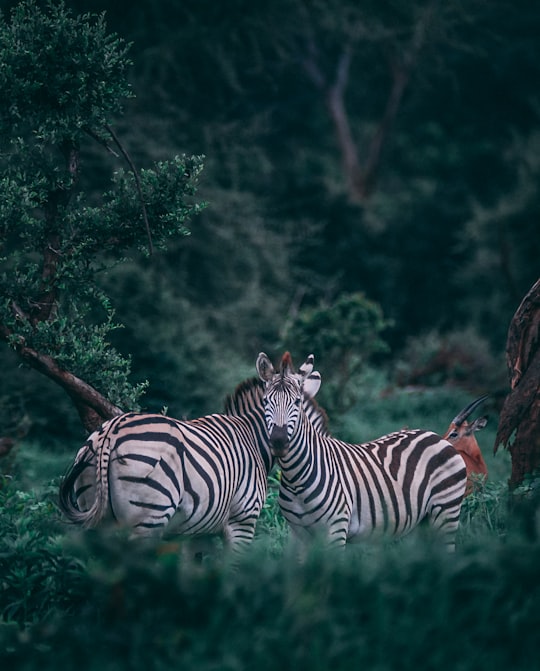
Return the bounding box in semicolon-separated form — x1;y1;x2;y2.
426;502;463;552
288;522;348;561
223;518;258;552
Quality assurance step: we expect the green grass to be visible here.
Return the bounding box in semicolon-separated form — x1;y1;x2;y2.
0;388;533;671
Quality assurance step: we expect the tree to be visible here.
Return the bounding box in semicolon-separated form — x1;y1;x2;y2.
0;0;205;432
495;277;540;487
280;292;390;413
88;0;540;359
284;0;439;202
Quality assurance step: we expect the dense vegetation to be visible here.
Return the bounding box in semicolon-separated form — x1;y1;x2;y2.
0;410;537;671
1;0;539;443
1;2;539;668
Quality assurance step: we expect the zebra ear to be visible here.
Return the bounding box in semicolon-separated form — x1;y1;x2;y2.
303;371;321;399
298;354;315;378
256;352;275;382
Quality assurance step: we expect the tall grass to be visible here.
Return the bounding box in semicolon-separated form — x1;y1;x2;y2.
1;480;539;671
1;386;534;671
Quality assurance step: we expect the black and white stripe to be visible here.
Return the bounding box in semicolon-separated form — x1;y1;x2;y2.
224;377;329;437
256;352;467;551
59;377;329;550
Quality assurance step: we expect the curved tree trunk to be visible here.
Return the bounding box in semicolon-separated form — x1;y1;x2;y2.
495;277;540;487
0;323;123;434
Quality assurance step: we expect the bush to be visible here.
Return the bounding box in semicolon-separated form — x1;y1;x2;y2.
0;422;526;671
0;477;87;625
281;292;390;413
2;521;540;671
393;327;504;391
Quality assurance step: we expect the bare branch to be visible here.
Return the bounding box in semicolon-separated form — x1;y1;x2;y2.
325;47;362;196
299;1;438;202
106;124;154;255
84;126;120;157
359;1;436;199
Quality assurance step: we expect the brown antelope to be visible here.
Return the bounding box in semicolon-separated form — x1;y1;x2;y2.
443;396;488;495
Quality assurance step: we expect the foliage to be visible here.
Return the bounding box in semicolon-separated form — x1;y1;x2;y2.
0;0;205;416
116;0;540;353
0;0;131;138
458;479;510;542
281;292;390;413
0;477;86;625
2;0;539;435
393;327;505;391
1;464;540;670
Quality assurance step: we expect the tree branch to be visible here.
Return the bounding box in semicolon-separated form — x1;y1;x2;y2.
358;2;435;199
106;124;154;255
300;2;437;202
325;47;363;198
0;321;123;433
31;139;80;325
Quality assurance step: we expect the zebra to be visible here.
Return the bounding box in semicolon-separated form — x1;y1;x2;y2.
256;351;468;552
59;377;329;551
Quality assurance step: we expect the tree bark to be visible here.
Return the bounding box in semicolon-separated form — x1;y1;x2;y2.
495;277;540;487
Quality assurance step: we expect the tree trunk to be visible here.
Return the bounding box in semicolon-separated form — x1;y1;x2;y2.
495;277;540;487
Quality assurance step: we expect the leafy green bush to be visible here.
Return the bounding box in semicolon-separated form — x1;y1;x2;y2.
393;327;504;391
0;477;87;625
0;438;538;671
2;516;540;671
281;292;390;413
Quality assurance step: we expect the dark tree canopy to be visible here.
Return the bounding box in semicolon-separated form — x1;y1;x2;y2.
1;0;540;441
0;0;205;431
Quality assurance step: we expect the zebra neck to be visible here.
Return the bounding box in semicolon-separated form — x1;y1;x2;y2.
279;414;325;487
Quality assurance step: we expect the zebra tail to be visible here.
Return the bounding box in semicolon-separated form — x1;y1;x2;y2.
58;420;116;528
58;456;95;525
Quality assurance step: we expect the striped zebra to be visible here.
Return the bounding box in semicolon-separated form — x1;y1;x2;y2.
224;377;329;436
59;377;328;551
256;352;468;551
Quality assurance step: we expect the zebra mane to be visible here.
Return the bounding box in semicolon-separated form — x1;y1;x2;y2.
223;377;264;416
224;376;330;436
280;351;294;379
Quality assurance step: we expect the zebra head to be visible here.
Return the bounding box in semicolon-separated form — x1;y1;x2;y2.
256;352;321;457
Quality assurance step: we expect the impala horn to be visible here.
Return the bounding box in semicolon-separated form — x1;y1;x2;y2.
451;394;490;427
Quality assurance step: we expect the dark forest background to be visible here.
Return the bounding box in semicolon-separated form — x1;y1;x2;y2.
1;0;539;442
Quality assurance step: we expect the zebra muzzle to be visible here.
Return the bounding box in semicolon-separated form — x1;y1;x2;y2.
269;425;289;456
